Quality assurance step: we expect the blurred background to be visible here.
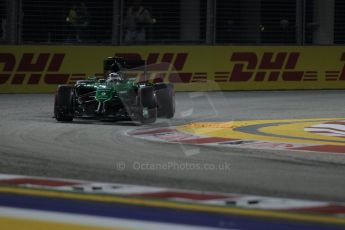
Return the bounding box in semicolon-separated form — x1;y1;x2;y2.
0;0;343;45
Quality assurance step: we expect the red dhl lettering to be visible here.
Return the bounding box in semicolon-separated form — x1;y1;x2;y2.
2;51;345;86
0;52;194;85
115;52;196;83
115;52;188;71
0;53;69;85
0;53;65;72
228;52;304;82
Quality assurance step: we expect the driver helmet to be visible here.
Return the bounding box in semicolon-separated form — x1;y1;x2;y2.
106;72;122;83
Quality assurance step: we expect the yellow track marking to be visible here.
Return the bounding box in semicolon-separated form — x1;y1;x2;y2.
177;118;345;146
0;216;124;230
260;121;345;145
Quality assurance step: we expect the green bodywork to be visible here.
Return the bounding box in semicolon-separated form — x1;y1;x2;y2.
91;56;147;103
95;78;138;103
79;76;142;103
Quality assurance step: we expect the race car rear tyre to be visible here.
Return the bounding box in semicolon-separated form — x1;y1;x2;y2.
54;85;74;122
155;83;175;118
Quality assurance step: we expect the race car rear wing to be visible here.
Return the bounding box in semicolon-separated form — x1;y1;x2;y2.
104;57;146;72
103;56;147;81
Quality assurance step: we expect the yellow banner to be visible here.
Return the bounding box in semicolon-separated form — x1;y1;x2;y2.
1;45;345;93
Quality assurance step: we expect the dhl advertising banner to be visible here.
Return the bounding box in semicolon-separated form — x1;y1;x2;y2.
1;45;345;93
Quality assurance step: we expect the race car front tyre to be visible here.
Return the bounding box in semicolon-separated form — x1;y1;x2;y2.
139;107;157;124
138;86;157;124
138;86;156;108
155;84;175;118
54;85;74;122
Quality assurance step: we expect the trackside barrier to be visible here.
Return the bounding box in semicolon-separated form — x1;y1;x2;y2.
1;45;345;93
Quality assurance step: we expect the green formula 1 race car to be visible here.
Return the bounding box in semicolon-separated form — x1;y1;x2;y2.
54;57;175;124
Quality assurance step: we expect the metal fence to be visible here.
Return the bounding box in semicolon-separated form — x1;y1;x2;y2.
335;0;345;44
21;0;113;43
0;0;343;45
0;0;7;43
215;0;297;44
